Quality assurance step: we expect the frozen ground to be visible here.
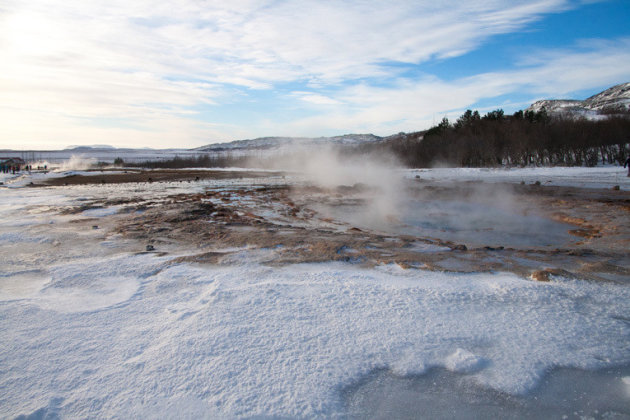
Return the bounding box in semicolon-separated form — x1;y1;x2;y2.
0;166;629;419
408;166;630;190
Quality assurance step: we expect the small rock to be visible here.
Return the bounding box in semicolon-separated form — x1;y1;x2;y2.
452;244;467;251
92;225;99;230
530;270;551;282
530;268;574;282
146;244;155;251
612;185;620;191
534;180;541;186
483;246;504;251
396;261;413;269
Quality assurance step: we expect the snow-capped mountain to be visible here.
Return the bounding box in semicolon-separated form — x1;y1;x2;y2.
583;82;630;111
194;134;383;152
527;82;630;116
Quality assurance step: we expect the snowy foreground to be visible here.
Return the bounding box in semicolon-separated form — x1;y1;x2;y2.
1;166;629;418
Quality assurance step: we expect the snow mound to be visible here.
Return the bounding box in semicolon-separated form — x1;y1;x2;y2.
444;348;485;373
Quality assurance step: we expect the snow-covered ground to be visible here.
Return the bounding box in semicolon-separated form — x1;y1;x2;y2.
1;167;629;418
408;165;630;190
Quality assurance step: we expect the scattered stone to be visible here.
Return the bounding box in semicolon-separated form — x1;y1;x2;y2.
396;261;413;269
530;270;551;282
452;244;467;251
534;181;541;186
612;185;620;191
92;225;99;230
483;246;504;251
146;244;155;251
568;228;601;239
530;268;574;282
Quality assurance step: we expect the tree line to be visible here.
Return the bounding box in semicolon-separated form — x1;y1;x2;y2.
380;108;630;167
120;107;630;169
124;153;250;169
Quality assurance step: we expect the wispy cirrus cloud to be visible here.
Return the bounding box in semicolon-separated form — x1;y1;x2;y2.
0;0;625;148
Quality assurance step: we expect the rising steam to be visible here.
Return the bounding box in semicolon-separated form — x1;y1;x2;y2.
59;155;97;171
262;145;407;228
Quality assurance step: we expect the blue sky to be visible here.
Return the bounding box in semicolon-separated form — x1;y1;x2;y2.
1;0;629;149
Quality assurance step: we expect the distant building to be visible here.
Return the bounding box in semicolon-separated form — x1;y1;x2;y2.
0;157;26;165
0;157;26;172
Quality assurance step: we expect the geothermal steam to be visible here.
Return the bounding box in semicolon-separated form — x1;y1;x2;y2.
269;146;406;228
59;155;97;171
259;144;559;247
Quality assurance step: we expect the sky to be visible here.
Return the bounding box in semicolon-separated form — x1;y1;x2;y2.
1;0;630;150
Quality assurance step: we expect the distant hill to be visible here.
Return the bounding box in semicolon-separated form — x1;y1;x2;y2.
194;134;383;152
527;82;630;117
64;145;116;151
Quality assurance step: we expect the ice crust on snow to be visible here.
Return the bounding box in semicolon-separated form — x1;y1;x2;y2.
2;258;629;418
444;348;485;373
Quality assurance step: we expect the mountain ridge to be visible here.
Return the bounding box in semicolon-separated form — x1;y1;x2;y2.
526;82;630;115
194;133;384;152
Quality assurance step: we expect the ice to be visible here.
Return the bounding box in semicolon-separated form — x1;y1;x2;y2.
345;365;630;419
80;206;121;217
406;241;452;253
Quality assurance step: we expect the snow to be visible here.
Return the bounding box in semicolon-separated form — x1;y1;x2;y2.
444;348;485;373
2;258;629;418
195;134;383;152
527;82;630;115
408;165;630;190
0;167;629;418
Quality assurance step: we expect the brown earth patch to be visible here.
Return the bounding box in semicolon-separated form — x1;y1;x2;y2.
39;169;283;186
58;176;628;282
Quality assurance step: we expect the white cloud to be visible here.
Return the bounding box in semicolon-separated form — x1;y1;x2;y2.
0;0;623;148
291;92;341;106
278;37;630;136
